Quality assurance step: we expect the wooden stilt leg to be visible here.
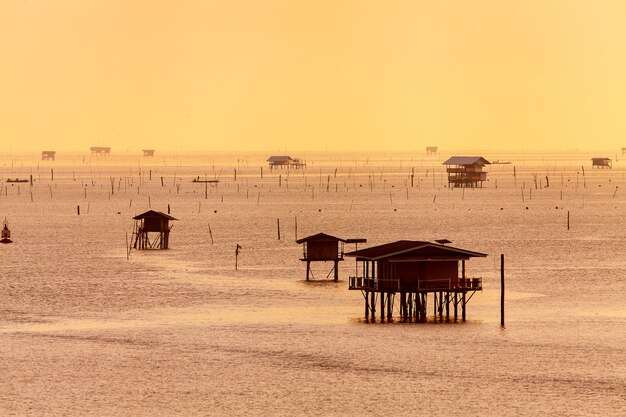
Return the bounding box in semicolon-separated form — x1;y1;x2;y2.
400;292;405;319
408;293;413;322
306;261;310;281
445;292;450;322
334;260;339;282
380;293;385;322
454;292;458;321
365;292;369;320
462;291;466;321
370;292;376;321
387;294;392;320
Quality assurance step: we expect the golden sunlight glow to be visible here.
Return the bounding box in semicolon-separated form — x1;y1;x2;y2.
1;1;625;151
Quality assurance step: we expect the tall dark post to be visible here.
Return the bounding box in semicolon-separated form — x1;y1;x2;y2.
306;261;310;281
501;253;505;327
333;260;338;282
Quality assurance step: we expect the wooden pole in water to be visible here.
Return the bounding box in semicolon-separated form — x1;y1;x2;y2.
501;254;505;327
277;218;280;240
567;211;570;230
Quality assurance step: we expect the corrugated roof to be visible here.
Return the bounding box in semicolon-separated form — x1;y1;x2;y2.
296;232;345;244
267;156;292;162
132;210;178;221
442;156;491;166
345;240;487;260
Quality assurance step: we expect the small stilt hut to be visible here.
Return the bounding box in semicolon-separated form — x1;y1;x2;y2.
296;233;365;281
426;146;438;155
41;151;56;161
132;210;177;249
346;240;486;322
91;146;111;155
591;158;612;169
142;149;155;157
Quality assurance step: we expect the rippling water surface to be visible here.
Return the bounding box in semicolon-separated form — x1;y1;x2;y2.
1;150;624;416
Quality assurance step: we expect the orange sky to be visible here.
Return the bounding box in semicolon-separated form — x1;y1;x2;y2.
1;1;625;152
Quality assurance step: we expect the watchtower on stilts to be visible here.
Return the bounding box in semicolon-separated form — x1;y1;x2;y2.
296;233;366;282
132;210;177;250
346;240;486;323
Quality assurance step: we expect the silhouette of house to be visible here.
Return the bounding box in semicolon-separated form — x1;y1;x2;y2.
426;146;438;155
591;158;612;169
443;156;490;188
267;155;306;169
346;240;486;322
90;147;111;155
132;210;177;249
142;149;155;157
41;151;56;161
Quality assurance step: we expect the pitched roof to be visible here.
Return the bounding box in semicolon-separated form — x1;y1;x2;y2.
296;232;345;244
442;156;491;166
267;155;292;162
345;240;487;260
132;210;178;221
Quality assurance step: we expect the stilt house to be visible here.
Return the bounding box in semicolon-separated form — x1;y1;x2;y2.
591;158;612;169
132;210;177;249
142;149;155;157
443;156;490;188
296;233;365;281
90;146;111;156
426;146;438;155
267;155;306;169
346;240;486;322
41;151;56;161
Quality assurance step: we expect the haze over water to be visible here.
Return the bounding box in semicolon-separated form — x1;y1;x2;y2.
0;150;624;416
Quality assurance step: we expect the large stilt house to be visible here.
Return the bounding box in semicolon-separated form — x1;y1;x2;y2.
443;156;490;188
346;240;487;322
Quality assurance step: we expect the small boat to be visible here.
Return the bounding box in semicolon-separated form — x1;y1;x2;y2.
1;219;12;244
6;178;29;183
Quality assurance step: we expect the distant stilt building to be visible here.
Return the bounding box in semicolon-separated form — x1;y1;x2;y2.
591;158;612;169
91;147;111;156
267;155;306;169
426;146;438;155
41;151;56;161
346;240;487;322
443;156;491;188
142;149;155;157
296;233;365;281
621;147;626;155
131;210;177;249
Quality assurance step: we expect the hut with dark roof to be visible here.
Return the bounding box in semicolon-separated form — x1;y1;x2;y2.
591;158;612;169
41;151;56;161
267;155;293;169
426;146;438;155
142;149;155;157
443;156;490;188
131;210;177;249
90;146;111;156
346;240;486;322
296;233;365;281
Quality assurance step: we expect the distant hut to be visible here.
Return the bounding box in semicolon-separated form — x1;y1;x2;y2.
346;240;487;322
142;149;155;157
591;158;612;169
41;151;56;161
91;146;111;156
622;147;626;155
295;233;366;281
443;156;490;188
267;155;292;169
290;157;306;169
131;210;177;249
426;146;438;155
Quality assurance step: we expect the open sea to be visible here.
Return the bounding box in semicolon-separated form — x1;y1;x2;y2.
1;150;624;416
